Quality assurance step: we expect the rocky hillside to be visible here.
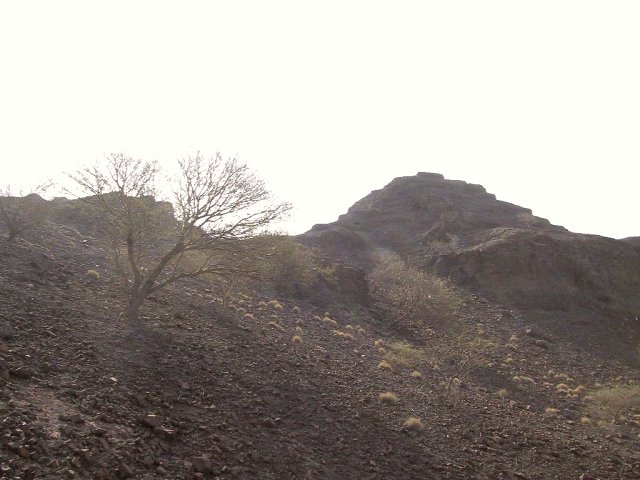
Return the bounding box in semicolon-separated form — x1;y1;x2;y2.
301;172;640;363
1;183;640;479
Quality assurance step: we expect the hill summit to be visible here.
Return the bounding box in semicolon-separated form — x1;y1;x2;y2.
302;172;640;315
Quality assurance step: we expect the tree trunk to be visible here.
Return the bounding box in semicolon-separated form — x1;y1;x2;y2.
126;291;146;322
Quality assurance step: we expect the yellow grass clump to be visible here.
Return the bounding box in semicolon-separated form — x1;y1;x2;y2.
258;301;267;308
572;385;587;395
292;306;301;313
379;392;399;404
410;370;423;379
545;407;560;415
497;388;509;398
292;335;303;344
378;360;393;372
267;321;285;331
322;317;338;327
345;324;354;330
403;417;424;431
556;383;570;393
580;416;593;425
374;339;385;347
268;300;283;311
333;330;354;340
243;313;255;320
87;269;100;280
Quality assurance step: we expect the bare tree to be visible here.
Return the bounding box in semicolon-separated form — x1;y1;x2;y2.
70;152;291;321
0;183;51;241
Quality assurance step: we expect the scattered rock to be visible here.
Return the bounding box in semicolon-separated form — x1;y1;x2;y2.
191;455;212;474
534;339;551;350
140;414;163;428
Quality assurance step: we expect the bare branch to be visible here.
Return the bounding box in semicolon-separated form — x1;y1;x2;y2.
70;152;291;321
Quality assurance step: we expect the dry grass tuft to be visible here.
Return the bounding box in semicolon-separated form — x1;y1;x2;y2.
292;335;303;344
295;326;303;333
410;370;423;379
556;383;570;393
403;417;424;431
374;339;385;347
292;306;301;313
497;388;509;398
356;326;366;334
333;330;354;340
243;313;255;320
572;385;587;395
545;407;560;415
87;269;100;280
379;392;399;404
345;324;354;330
267;321;285;331
258;301;267;308
580;416;593;425
322;317;338;327
378;360;393;372
268;300;284;311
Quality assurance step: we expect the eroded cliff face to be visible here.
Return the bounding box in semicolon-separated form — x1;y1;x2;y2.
301;172;640;316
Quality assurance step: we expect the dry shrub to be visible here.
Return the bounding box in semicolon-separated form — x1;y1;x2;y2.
383;342;424;371
587;385;640;421
0;185;51;241
368;250;460;334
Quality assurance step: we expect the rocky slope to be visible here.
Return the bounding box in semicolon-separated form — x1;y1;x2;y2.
1;185;640;479
301;172;640;362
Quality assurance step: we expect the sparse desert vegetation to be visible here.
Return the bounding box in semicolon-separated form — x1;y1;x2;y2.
2;169;640;479
587;384;640;421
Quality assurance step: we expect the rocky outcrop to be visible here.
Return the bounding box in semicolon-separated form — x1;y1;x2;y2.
300;172;640;316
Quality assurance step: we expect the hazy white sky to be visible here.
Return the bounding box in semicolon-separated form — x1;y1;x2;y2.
1;1;638;238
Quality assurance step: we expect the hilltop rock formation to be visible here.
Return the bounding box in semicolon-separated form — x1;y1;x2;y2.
301;172;640;316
